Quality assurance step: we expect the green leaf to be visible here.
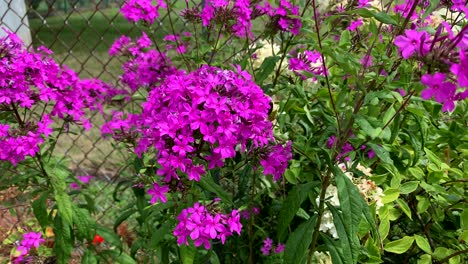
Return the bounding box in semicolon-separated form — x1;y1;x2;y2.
418;254;432;264
114;209;137;232
55;193;74;226
416;196;430;214
381;188;399;204
284;215;317;264
384;236;415;254
379;218;390;241
150;220;174;247
368;143;393;165
81;249;98;264
53;215;73;264
396;199;412;220
458;230;468;242
339;30;351;49
96;225;123;251
277;181;319;240
322;233;345;264
400;181;419;194
100;250;136;264
199;173;232;204
329;205;360;264
32;191;50;228
414;235;432;254
180;245;196;264
256;56;279;84
460;209;468;229
373;12;398;25
73;205;95;240
424;148;442;168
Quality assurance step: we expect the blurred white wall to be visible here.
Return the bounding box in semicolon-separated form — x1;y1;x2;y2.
0;0;32;46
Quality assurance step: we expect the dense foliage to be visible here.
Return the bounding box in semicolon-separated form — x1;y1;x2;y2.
0;0;467;263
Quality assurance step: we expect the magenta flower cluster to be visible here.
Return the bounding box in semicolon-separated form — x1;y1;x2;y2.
289;50;327;80
257;0;302;35
0;30;118;164
103;64;291;185
393;4;468;111
109;33;177;91
120;0;167;24
173;202;242;249
199;0;253;38
14;232;44;263
260;237;285;255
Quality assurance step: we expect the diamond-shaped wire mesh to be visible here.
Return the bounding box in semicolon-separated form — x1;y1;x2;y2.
0;0;195;250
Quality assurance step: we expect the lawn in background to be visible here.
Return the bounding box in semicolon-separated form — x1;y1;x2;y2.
27;5;186;175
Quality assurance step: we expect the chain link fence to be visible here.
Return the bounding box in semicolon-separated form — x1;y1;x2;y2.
0;0;189;259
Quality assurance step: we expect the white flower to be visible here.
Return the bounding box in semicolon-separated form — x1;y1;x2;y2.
313;251;333;264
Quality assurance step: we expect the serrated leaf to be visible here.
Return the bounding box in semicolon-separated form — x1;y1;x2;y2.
396;198;412;220
256;56;279;84
277;181;319;240
284;216;317;264
180;245;196;264
415;235;432;254
199;173;232;204
322;233;345;264
384;236;415;254
329;205;360;264
53;215;72;263
55;193;73;227
100;250;136;264
32;192;50;228
73;205;95;240
82;249;98;264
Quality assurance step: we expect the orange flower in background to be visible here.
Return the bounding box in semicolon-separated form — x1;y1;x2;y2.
92;234;104;245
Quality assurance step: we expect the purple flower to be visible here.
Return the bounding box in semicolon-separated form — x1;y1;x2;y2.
120;0;166;24
147;183;169;204
21;232;44;249
450;51;468;88
394;30;430;59
76;175;93;184
420;73;456;104
69;182;80;190
261;237;274;255
274;243;285;254
174;201;242;250
347;19;363;31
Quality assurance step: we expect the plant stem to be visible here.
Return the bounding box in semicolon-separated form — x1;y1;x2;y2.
434;249;468;264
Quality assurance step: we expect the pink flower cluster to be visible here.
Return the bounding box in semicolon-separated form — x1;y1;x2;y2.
109;34;176;91
260;237;285;255
103;65;291;185
260;142;293;181
173;202;242;249
289;50;327;80
393;10;468;111
0;30;119;164
120;0;167;24
257;0;302;35
14;232;44;263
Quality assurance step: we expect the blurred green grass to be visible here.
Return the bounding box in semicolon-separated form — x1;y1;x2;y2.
29;7;141;82
28;6;186;172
